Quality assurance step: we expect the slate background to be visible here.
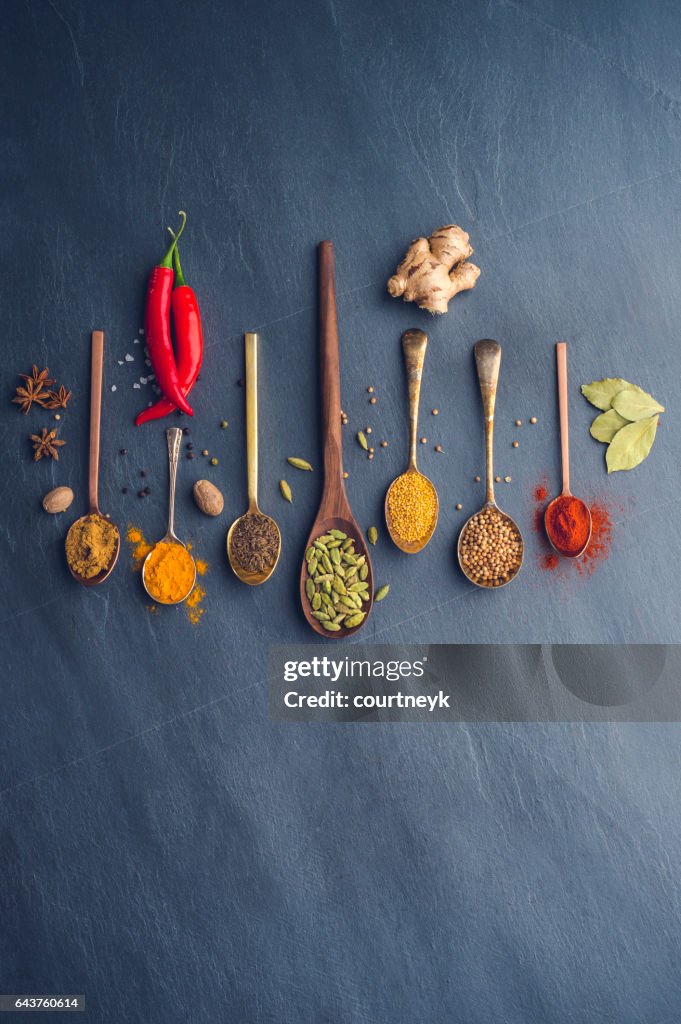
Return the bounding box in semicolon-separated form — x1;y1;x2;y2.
2;0;681;1020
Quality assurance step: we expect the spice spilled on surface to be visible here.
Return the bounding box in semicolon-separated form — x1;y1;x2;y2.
531;480;613;575
126;524;208;622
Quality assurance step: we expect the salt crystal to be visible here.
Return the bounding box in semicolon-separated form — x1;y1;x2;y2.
125;354;134;362
140;377;147;384
133;383;141;389
111;385;117;392
118;360;124;366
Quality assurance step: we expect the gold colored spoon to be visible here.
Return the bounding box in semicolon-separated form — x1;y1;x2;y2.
544;342;592;558
227;332;281;585
142;427;196;604
457;339;524;588
385;329;439;553
66;330;120;585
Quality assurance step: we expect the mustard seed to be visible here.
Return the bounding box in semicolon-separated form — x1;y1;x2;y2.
381;441;388;448
474;475;481;482
367;386;374;393
366;427;372;434
512;441;519;448
505;476;512;483
369;396;377;404
530;416;537;424
456;503;463;510
343;471;349;478
420;437;427;444
432;409;439;416
515;419;522;427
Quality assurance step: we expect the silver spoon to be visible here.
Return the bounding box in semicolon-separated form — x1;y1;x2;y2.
142;427;196;604
457;339;524;588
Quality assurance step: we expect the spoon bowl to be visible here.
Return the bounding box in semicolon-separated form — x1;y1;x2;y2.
385;468;439;553
300;514;374;639
142;427;196;605
385;329;438;553
66;331;120;586
227;333;281;586
545;343;592;559
457;501;524;588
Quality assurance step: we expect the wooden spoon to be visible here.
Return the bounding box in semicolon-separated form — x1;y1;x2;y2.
65;330;120;585
544;341;592;558
385;328;439;552
299;241;374;638
227;332;281;585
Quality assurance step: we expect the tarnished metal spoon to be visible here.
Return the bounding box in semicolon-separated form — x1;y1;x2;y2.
227;332;281;585
385;329;439;553
66;331;120;585
457;339;524;588
142;427;196;604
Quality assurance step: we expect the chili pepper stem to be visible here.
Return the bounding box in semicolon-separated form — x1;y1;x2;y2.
159;210;187;268
167;227;186;286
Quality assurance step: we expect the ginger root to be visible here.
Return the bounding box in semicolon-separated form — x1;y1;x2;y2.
387;224;480;314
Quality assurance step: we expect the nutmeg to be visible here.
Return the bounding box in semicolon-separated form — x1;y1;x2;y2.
193;479;224;517
42;485;74;514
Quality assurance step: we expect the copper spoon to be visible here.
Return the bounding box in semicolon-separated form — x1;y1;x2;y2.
385;329;439;553
227;332;281;585
544;342;592;558
142;427;196;604
300;241;374;637
457;339;524;588
65;330;120;585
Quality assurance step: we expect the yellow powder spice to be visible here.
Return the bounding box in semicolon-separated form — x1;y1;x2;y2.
387;472;438;543
126;525;152;569
66;514;118;579
143;541;195;604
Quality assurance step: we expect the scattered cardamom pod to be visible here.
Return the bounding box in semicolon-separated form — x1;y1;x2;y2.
374;584;390;602
357;431;368;451
279;480;293;502
367;526;377;545
287;457;313;471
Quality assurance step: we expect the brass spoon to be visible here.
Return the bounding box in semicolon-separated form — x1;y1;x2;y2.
385;328;439;553
544;341;592;558
457;339;524;588
142;427;196;604
300;241;373;638
227;332;281;585
66;330;120;585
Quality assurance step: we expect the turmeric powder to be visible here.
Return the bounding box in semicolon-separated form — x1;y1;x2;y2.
142;541;195;604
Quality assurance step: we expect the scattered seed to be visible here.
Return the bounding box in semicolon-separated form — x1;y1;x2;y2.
369;396;377;404
368;453;374;460
515;419;522;427
495;476;501;482
530;416;537;424
381;441;388;448
432;409;439;416
54;414;61;420
505;476;512;483
368;447;374;454
357;431;368;450
210;458;218;466
420;437;427;444
343;471;349;478
367;386;374;393
279;480;292;502
186;453;195;460
435;445;444;453
138;490;146;498
366;426;372;434
202;449;209;456
512;441;519;448
474;475;481;482
287;456;313;471
456;503;463;510
220;420;228;428
119;449;127;455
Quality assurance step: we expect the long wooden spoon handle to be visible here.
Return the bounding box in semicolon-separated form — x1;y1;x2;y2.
556;341;571;495
88;330;104;513
474;338;501;506
403;329;428;470
318;241;344;492
245;332;259;511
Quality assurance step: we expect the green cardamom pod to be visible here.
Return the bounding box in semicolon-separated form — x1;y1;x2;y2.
322;580;332;595
344;612;365;628
312;593;322;611
359;564;369;581
332;577;347;596
330;547;341;565
323;621;341;632
279;480;292;503
367;526;378;545
312;610;330;621
305;579;316;601
308;556;318;575
287;457;313;471
357;431;368;450
374;584;390;602
329;529;347;540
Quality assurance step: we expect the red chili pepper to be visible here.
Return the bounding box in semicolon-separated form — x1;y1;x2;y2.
136;242;203;426
143;211;193;416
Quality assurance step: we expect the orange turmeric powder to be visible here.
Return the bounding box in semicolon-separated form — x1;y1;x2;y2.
143;541;195;604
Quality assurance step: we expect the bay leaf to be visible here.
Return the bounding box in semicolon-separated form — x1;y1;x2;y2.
611;388;665;421
581;378;638;410
606;415;659;473
590;409;628;443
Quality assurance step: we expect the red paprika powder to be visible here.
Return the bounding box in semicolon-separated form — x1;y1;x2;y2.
545;495;591;556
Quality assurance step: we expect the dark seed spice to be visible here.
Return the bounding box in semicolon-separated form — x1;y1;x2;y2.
230;513;279;573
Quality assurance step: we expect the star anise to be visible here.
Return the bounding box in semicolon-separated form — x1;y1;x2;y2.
43;385;72;410
30;427;66;461
13;366;54;414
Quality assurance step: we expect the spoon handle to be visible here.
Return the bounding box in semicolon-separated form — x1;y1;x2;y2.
318;242;344;495
474;339;502;505
402;329;428;470
556;341;571;495
166;427;182;538
88;330;104;514
245;332;259;511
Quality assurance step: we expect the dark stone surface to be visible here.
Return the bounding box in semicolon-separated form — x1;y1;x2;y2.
2;1;681;1020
